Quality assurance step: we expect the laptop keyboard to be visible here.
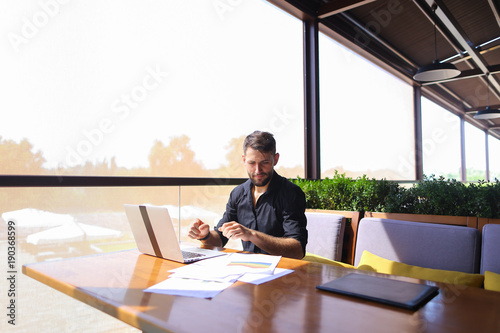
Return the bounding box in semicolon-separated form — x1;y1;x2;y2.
181;250;205;259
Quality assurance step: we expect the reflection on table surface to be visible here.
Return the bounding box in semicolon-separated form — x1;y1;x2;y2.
23;248;500;333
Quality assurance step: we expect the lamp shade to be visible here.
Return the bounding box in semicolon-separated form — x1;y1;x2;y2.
474;106;500;120
413;60;461;82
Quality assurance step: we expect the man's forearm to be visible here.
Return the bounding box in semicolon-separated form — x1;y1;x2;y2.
247;230;304;259
199;230;223;247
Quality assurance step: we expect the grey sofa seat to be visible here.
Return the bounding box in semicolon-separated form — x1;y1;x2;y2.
481;223;500;274
305;212;346;261
354;218;481;274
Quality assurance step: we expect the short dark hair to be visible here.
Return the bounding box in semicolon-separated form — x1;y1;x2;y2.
243;131;276;155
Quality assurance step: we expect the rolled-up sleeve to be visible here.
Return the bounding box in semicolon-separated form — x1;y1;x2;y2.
214;175;308;255
215;185;244;247
280;184;308;254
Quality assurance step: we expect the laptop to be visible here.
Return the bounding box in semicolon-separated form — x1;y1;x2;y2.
124;204;226;263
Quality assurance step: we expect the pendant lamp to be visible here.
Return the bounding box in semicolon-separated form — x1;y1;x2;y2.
413;4;460;82
474;106;500;119
474;74;500;120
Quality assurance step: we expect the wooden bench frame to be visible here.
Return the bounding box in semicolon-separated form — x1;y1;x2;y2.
306;209;361;265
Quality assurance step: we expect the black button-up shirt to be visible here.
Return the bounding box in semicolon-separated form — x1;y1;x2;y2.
215;171;308;255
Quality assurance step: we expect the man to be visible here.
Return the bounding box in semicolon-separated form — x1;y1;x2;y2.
188;131;308;259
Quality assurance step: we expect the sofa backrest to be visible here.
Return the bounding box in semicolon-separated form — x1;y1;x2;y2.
354;217;481;274
481;223;500;274
305;212;345;261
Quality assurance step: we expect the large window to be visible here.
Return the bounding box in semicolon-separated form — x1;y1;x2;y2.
1;0;304;178
318;33;414;180
0;185;233;332
490;135;500;181
464;122;487;181
421;98;461;179
1;2;302;331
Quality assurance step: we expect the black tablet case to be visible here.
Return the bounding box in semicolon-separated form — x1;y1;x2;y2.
316;273;439;310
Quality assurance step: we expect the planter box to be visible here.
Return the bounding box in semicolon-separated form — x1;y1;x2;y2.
478;217;500;232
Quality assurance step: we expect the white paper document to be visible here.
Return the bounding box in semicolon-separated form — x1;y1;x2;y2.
144;277;234;299
222;253;281;274
237;268;293;285
143;253;293;298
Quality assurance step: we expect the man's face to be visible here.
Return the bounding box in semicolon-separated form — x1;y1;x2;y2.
243;148;279;187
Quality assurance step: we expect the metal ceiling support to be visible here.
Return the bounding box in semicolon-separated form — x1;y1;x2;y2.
412;0;465;58
303;18;321;180
267;0;317;20
488;0;500;28
466;104;500;112
422;63;500;85
318;0;375;19
430;0;500;94
422;67;500;105
489;127;500;139
414;0;500;131
451;43;500;65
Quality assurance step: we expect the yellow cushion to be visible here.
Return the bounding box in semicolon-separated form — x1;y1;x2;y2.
484;271;500;292
357;251;484;288
303;252;356;269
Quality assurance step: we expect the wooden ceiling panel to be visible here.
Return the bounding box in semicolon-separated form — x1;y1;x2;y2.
295;0;500;131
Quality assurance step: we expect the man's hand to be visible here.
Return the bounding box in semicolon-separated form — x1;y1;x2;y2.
219;221;303;259
218;221;253;241
188;218;210;240
188;219;223;247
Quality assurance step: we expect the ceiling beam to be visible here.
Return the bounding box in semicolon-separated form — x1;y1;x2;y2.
412;0;464;57
318;0;376;19
266;0;317;20
421;65;500;86
488;0;500;29
412;0;500;109
450;43;500;65
432;0;489;71
465;104;500;113
432;0;500;95
490;64;500;75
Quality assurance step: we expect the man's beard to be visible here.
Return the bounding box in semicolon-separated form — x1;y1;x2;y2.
248;171;273;187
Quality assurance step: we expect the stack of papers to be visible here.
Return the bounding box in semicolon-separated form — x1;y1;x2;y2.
144;253;293;298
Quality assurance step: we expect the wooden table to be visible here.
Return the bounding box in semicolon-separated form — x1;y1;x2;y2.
23;248;500;333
